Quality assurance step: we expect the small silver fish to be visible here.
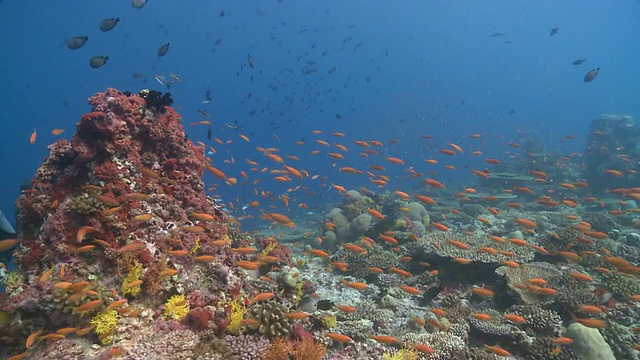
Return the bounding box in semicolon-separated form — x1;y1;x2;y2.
154;74;167;86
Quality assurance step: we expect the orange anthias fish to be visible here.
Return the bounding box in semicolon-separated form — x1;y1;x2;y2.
472;313;492;321
325;332;353;343
369;335;400;344
485;345;512;356
285;312;309;320
398;284;421;295
446;240;469;250
515;218;537;229
235;257;261;269
472;287;495;297
504;314;527;324
336;305;357;313
29;129;37;144
367;208;385;220
411;343;434;354
552;337;574;345
75;299;103;313
341;279;369;291
251;292;275;303
575;318;608;328
309;249;330;258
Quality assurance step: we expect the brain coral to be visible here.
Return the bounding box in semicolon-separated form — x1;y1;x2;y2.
246;300;293;338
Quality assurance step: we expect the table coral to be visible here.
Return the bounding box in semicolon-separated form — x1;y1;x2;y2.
406;232;535;264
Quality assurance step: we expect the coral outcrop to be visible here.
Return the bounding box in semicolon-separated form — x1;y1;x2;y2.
0;88;252;358
584;114;640;192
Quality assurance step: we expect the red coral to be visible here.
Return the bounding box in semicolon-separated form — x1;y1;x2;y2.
183;307;213;331
293;323;313;341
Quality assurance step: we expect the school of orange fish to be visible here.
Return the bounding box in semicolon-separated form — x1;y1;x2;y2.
10;106;640;359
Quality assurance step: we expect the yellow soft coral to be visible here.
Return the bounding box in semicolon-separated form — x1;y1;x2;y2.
121;259;143;296
292;280;304;307
163;294;190;320
261;242;277;256
382;350;419;360
226;298;246;334
91;309;119;345
320;314;337;329
190;236;201;254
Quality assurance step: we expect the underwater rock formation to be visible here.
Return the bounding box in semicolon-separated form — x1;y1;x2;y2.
565;322;615;360
584;114;640;192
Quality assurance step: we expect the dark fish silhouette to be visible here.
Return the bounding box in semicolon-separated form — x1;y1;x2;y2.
490;32;505;37
99;17;119;32
247;54;255;68
157;43;170;57
207;126;212;140
572;58;587;65
219;9;225;17
89;56;109;68
203;88;212;104
66;36;88;50
584;67;599;82
549;27;559;36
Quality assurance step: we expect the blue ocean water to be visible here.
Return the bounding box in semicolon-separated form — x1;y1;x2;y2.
0;0;639;229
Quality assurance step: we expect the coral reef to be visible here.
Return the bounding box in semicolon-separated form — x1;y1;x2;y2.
0;88;248;358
